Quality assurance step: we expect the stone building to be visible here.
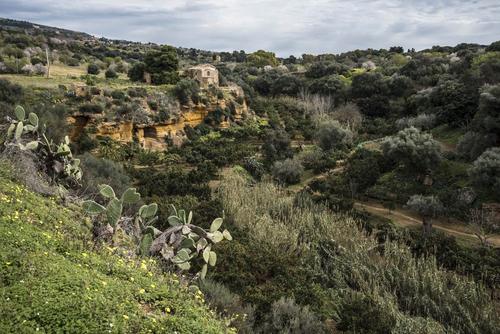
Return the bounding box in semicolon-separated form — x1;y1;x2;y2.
187;64;219;88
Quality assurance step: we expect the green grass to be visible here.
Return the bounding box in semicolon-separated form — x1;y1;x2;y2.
0;164;228;333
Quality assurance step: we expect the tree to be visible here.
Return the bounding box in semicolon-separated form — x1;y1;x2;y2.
316;120;353;152
486;40;500;52
345;149;382;194
272;159;304;185
128;62;146;82
406;195;443;234
382;127;441;174
351;72;389;98
262;129;293;164
271;74;302;96
308;75;348;104
87;63;100;75
469;147;500;197
247;50;278;67
468;207;499;247
389;46;404;53
471;84;500;143
173;79;200;105
430;79;478;127
332;103;363;131
144;45;179;85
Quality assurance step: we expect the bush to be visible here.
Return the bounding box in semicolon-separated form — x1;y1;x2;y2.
243;156;265;180
0;78;23;104
396;114;437;130
262;129;293;164
469;147;500;197
337;293;395;334
260;297;326;334
299;148;336;173
199;279;255;333
79;153;131;196
79;103;103;114
316;120;353;152
87;63;100;75
457;131;496;161
344;148;383;194
173;79;200;105
382;127;441;173
128;62;146;82
144;45;179;85
272;159;303;185
105;68;118;79
127;87;147;98
111;90;126;100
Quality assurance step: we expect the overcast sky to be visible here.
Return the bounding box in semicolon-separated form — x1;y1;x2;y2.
2;0;500;56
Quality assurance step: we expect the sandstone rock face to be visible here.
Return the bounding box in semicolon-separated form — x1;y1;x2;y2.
68;84;248;151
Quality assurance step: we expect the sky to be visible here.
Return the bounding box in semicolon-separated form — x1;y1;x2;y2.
1;0;500;56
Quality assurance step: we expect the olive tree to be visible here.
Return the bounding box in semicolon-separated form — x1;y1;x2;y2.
382;127;441;174
406;195;443;235
469;147;500;197
316;120;353;152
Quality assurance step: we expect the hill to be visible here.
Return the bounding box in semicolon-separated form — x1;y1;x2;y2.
0;162;229;333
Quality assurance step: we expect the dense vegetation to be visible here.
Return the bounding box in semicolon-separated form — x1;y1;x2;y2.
0;18;499;333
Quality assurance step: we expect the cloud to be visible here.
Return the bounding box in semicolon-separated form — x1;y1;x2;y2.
1;0;499;56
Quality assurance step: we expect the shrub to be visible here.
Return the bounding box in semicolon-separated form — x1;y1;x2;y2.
316;120;353;152
382;127;441;173
337;293;396;334
174;79;200;105
469;147;500;197
79;103;103;114
199;279;255;333
344;148;383;194
396;114;437;130
457;131;496;161
79;153;131;196
144;45;179;85
87;63;100;75
0;78;23;104
127;87;147;98
272;159;303;185
111;90;126;100
243;156;265;180
105;68;118;79
299;148;336;173
260;297;326;334
128;62;146;82
262;129;293;164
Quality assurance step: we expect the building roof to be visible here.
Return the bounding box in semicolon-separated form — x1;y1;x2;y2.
188;64;217;71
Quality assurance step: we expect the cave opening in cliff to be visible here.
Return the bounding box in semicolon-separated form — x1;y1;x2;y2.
143;127;157;138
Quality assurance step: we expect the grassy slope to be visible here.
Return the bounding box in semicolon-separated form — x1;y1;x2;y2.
0;164;228;334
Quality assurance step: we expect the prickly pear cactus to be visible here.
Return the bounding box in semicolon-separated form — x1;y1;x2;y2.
150;205;232;280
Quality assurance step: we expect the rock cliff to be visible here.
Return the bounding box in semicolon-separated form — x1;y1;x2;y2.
68;84;248;151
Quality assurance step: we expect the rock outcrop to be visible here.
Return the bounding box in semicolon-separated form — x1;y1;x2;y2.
68;84;248;151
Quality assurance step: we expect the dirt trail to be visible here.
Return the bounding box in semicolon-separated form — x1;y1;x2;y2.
354;202;500;247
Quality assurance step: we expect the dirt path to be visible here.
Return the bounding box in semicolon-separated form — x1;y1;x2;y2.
354;202;500;247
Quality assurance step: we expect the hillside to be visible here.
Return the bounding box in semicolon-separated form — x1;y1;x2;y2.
1;17;499;334
0;162;229;333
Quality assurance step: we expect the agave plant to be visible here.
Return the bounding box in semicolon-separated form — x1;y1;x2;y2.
147;206;232;279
